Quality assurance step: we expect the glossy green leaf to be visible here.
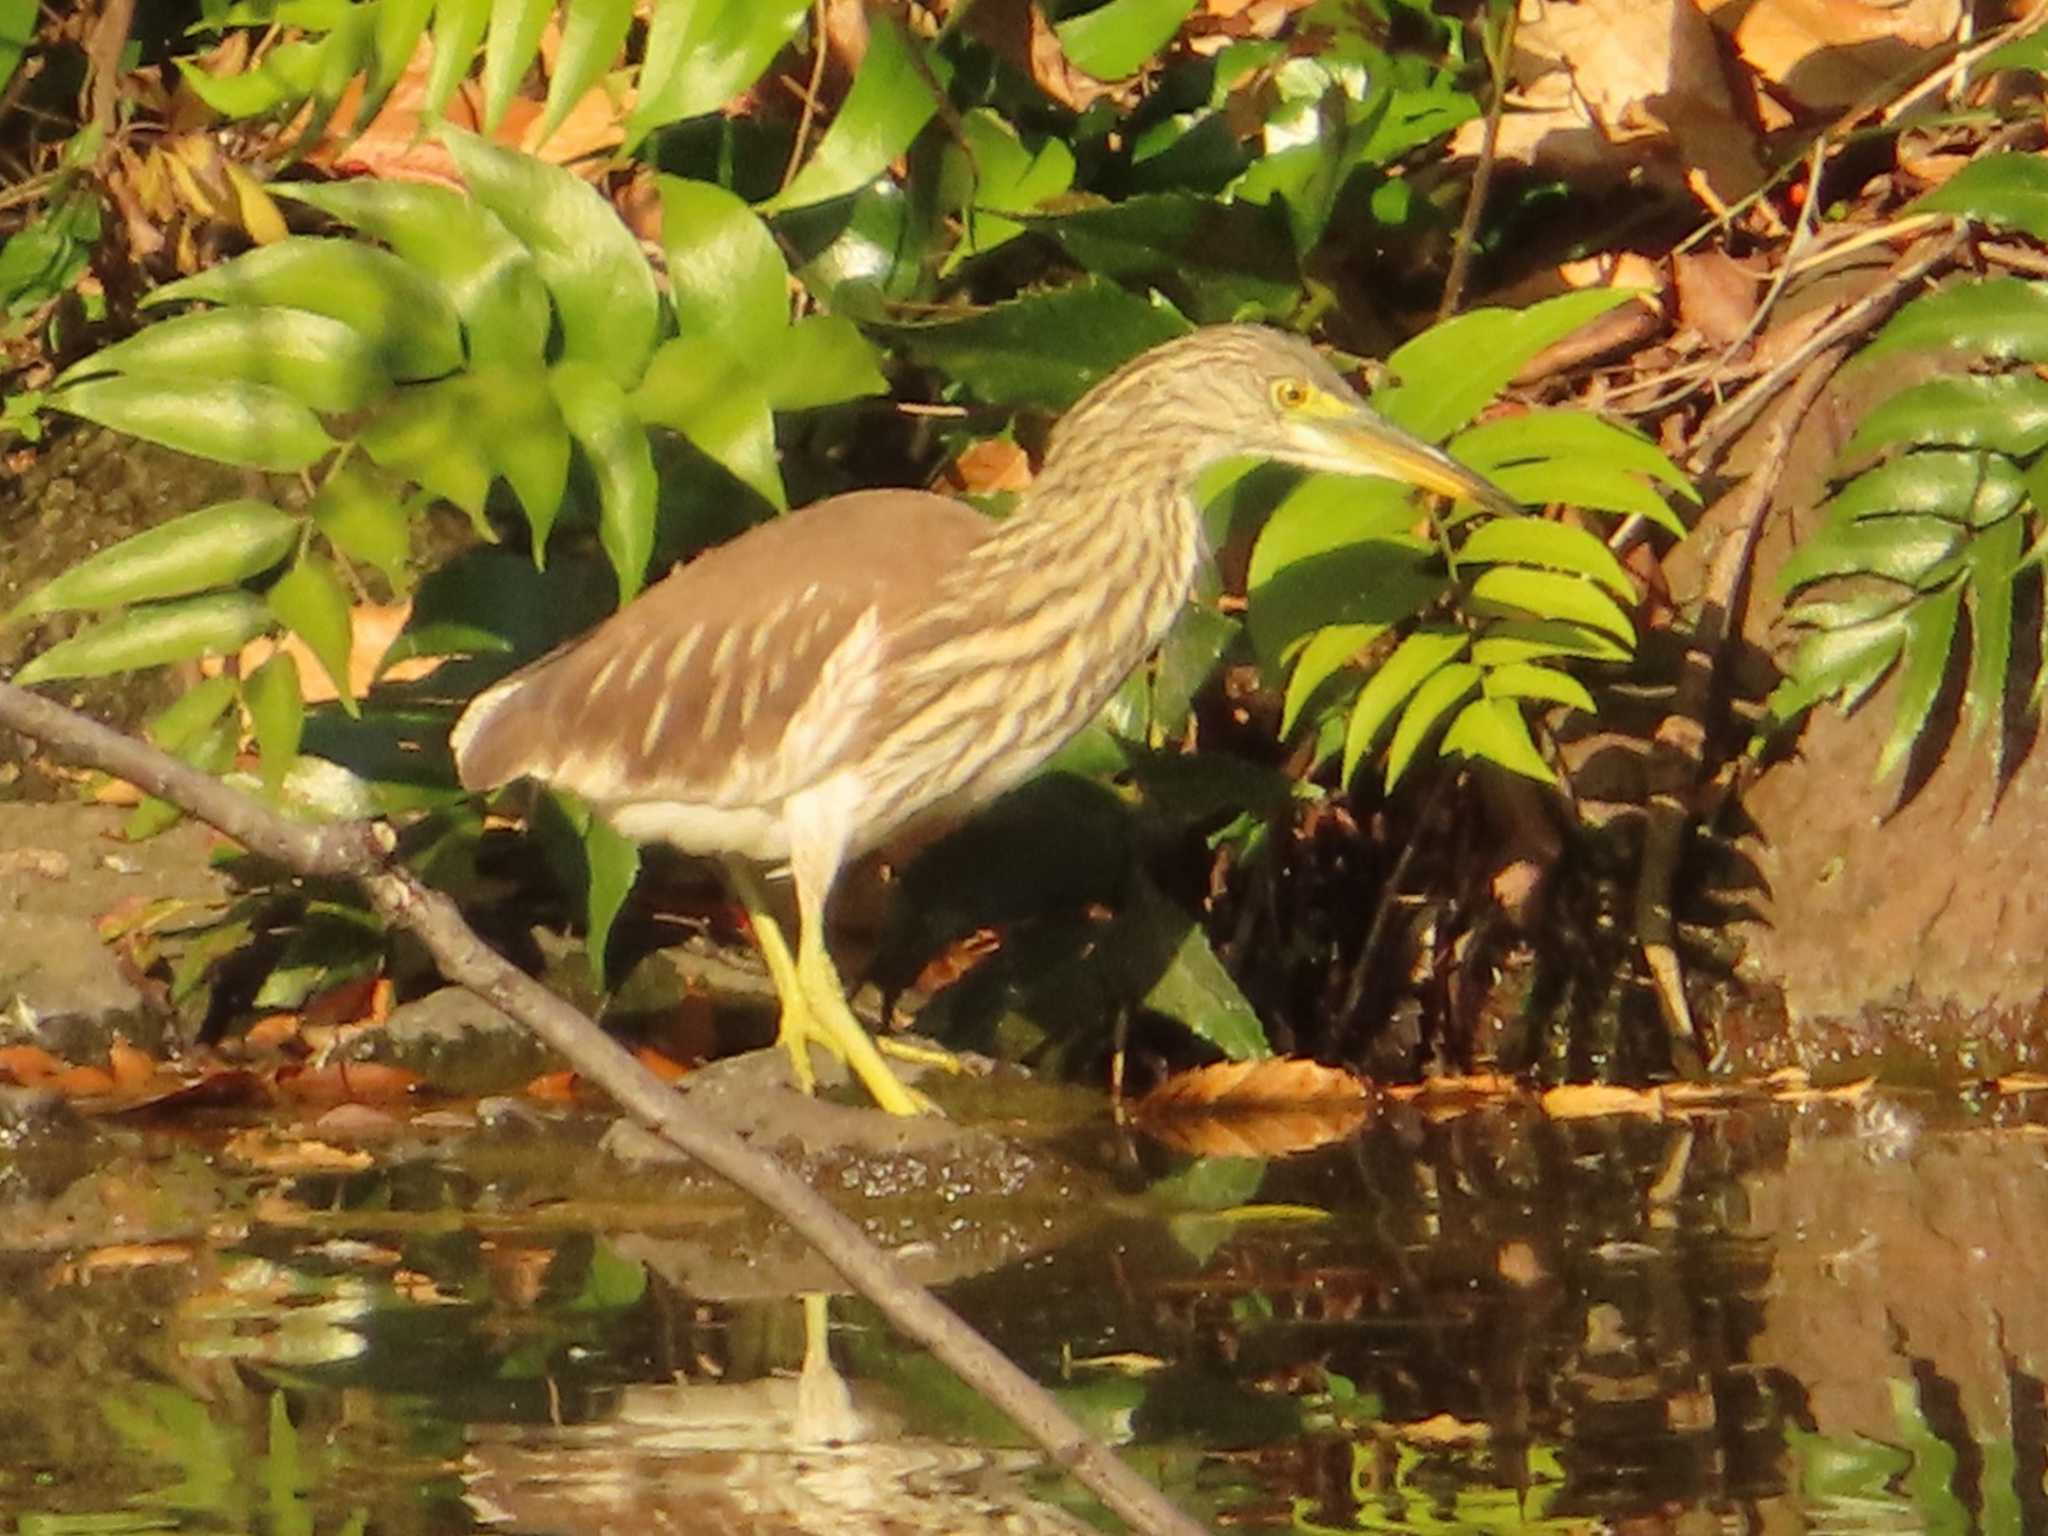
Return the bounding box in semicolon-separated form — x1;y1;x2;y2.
661;176;789;360
1456;517;1635;599
581;807;640;990
279;179;552;367
883;279;1193;411
553;359;658;602
1376;289;1636;443
1281;623;1379;736
1830;450;2027;529
1451;409;1695;497
425;0;490;120
1468;566;1635;642
359;377;493;522
535;0;633;147
1385;659;1480;786
1342;626;1468;782
311;463;414;595
1054;0;1197;80
763;16;949;214
1910;152;2048;241
634;338;783;509
268;553;359;716
442;127;659;384
14;592;273;683
1963;513;2023;743
244;651;305;797
60;306;392;414
481;0;551;131
630;0;808;139
1861;277;2048;367
1026;193;1299;325
1875;584;1960;781
1847;375;2048;458
1442;695;1553;782
1481;660;1596;713
1126;876;1269;1060
50;376;333;473
1777;514;1966;594
1470;619;1630;667
146;239;463;381
1247;476;1426;591
8;499;298;619
940;109;1077;266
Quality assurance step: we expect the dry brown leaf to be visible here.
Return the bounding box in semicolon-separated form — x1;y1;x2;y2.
1540;1082;1665;1120
223;1127;375;1173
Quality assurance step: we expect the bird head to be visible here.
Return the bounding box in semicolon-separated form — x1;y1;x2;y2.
1059;325;1519;518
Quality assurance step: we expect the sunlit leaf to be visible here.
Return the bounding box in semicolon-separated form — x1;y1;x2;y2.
764;15;950;214
15;592;273;683
146;238;462;381
50;376;333;473
8;499;298;619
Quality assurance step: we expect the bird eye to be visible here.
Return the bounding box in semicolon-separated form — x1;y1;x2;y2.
1272;377;1312;410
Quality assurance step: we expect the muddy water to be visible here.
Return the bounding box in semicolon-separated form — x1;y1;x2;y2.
5;1089;2045;1535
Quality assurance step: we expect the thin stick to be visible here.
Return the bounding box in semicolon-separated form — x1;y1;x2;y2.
0;680;1212;1536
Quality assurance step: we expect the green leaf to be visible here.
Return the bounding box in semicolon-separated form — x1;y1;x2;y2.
1442;695;1554;782
634;338;782;510
629;0;808;141
267;553;359;715
278;178;552;367
581;808;640;989
1376;290;1637;443
50;375;332;473
481;0;551;132
1481;660;1596;712
1909;152;2048;241
763;16;949;214
1874;585;1960;780
661;176;789;360
1470;619;1629;667
1830;450;2027;529
14;591;273;683
881;279;1194;411
1860;277;2048;368
1963;513;2023;743
244;651;305;797
1468;566;1635;642
1777;514;1966;594
1847;375;2048;459
1456;517;1635;599
553;359;658;601
310;463;413;595
442;127;659;385
535;0;633;147
425;0;489;119
8;499;298;619
1281;623;1379;736
1125;876;1269;1060
1452;409;1695;494
1025;192;1299;325
57;306;392;414
1385;660;1480;786
146;238;463;381
1054;0;1198;80
1342;627;1468;782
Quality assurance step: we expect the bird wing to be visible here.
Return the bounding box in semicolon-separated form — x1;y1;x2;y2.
450;490;994;814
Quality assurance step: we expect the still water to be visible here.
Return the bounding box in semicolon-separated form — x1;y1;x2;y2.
5;1085;2044;1534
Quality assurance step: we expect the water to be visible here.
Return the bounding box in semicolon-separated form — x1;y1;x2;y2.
6;1086;2046;1534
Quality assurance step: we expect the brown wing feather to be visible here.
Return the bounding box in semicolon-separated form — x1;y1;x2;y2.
451;490;993;808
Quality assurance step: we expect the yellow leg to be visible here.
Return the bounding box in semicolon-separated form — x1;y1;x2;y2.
724;860;935;1116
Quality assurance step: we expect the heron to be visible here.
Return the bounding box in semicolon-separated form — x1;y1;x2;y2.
450;324;1515;1115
